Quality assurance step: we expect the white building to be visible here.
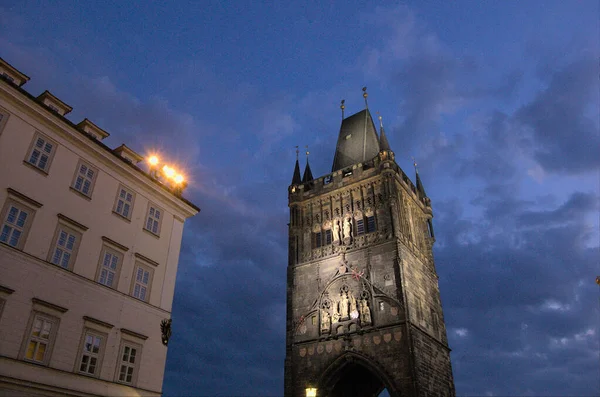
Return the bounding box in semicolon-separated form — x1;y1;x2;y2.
0;58;199;396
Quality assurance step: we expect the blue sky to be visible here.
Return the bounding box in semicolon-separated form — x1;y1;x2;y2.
1;1;599;395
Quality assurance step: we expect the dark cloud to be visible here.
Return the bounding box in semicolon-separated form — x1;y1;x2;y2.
515;57;599;175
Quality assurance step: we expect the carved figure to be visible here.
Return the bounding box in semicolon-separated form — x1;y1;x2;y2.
360;299;372;325
321;309;331;333
331;304;340;324
343;218;352;241
333;220;341;244
160;318;172;346
340;292;349;319
350;294;359;319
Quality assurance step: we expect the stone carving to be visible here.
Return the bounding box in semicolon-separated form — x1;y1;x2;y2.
160;318;172;346
350;294;359;319
333;220;341;244
320;309;331;333
340;292;349;320
360;299;372;325
343;218;352;243
331;304;340;324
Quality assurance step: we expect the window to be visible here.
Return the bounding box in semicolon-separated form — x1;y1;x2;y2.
356;218;365;235
48;224;82;270
312;232;322;249
0;107;9;136
25;133;56;173
0;191;39;250
131;264;153;302
97;248;122;288
71;160;98;198
0;205;29;248
2;73;14;83
366;215;376;233
113;186;135;220
23;313;58;365
78;330;106;376
324;229;332;245
144;203;163;236
116;342;142;385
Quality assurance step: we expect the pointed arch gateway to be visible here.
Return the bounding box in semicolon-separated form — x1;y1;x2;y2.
318;352;400;397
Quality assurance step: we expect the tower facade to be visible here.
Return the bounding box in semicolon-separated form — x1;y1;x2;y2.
284;102;455;397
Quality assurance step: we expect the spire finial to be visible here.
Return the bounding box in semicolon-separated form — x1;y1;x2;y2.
412;157;418;174
340;99;345;119
305;145;309;162
295;145;299;160
362;87;368;108
377;111;383;128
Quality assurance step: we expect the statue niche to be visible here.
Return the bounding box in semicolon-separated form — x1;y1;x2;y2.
360;299;372;325
321;308;331;334
343;217;352;244
333;219;341;245
339;291;349;320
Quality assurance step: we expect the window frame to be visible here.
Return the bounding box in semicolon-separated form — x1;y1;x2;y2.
95;242;125;290
130;263;154;303
47;221;83;271
113;185;136;221
0;194;39;250
24;132;57;174
70;159;99;199
20;311;60;366
114;340;143;386
76;328;108;378
143;202;163;237
0;106;9;136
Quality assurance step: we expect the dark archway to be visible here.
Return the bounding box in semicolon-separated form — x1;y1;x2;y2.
318;352;399;397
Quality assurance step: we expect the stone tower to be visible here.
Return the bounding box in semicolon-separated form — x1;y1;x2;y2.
284;96;455;397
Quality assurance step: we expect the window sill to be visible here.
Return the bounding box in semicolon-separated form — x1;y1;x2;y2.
112;211;131;223
22;160;49;176
69;187;92;201
142;227;160;239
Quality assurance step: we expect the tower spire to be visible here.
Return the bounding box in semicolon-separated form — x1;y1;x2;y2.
362;87;368;109
413;157;427;198
377;112;391;151
340;99;345;119
291;146;302;185
302;145;313;183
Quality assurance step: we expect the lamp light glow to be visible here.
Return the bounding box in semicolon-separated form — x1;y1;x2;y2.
306;388;317;397
174;174;185;184
162;165;176;179
148;155;159;166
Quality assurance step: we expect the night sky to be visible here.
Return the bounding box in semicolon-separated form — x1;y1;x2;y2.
1;1;599;395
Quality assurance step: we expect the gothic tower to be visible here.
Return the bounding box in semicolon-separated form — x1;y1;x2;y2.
284;95;455;397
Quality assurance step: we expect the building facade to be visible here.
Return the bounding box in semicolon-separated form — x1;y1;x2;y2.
284;97;455;396
0;58;199;396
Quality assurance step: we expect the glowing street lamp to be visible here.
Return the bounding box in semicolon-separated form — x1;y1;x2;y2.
306;387;317;397
146;154;188;195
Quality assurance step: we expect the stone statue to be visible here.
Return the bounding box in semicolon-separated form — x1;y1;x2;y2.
360;299;372;325
343;218;352;241
333;220;341;244
340;292;349;319
350;294;359;319
331;304;340;324
321;309;331;333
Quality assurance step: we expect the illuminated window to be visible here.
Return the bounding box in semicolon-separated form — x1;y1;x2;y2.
131;264;153;302
144;203;163;236
116;341;142;385
25;133;56;173
23;313;58;365
113;186;135;220
78;330;106;376
71;160;98;198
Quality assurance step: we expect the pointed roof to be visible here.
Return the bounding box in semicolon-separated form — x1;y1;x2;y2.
302;160;314;183
331;109;381;172
379;122;391;152
415;170;427;198
291;158;302;185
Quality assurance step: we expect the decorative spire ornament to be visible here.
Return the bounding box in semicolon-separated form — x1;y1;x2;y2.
412;157;419;174
340;99;345;119
295;145;299;160
377;111;383;128
362;86;368;108
305;145;309;162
